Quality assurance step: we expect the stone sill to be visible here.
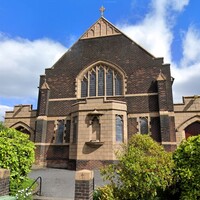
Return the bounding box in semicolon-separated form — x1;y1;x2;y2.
85;141;104;148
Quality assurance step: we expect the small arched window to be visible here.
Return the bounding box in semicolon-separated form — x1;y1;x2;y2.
139;117;149;134
116;115;123;142
80;63;123;98
56;120;65;144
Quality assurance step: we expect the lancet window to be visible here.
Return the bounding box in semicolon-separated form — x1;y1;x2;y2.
116;115;123;142
55;119;71;144
139;117;149;134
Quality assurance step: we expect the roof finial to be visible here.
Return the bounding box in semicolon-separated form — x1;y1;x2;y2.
99;6;105;17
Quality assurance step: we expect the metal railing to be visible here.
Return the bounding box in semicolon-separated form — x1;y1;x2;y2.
27;176;42;196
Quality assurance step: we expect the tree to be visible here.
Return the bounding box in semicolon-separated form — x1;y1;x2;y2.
100;134;174;200
173;135;200;200
0;124;35;194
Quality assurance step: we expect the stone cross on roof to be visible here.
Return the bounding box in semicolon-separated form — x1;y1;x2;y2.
99;6;105;16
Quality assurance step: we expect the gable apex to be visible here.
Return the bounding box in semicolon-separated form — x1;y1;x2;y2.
80;17;121;39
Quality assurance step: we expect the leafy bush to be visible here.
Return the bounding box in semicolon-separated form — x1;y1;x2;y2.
93;185;115;200
173;135;200;200
15;177;37;199
100;134;174;200
0;124;35;195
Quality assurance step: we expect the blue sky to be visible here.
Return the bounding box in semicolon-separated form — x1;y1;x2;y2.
1;0;200;121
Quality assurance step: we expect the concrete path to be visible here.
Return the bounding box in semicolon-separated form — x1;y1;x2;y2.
28;168;106;200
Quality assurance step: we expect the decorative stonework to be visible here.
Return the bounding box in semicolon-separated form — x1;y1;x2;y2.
157;70;166;81
4;105;36;142
41;79;50;90
80;17;121;39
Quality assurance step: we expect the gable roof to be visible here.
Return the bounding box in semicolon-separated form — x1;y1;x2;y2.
49;16;159;70
79;16;155;58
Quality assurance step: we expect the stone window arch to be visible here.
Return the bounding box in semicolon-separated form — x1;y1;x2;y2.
185;121;200;139
176;116;200;143
177;116;200;134
10;122;34;141
76;61;127;98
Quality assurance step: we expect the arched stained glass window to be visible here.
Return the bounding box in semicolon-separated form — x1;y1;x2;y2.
90;71;96;96
80;64;123;98
116;115;123;142
98;67;104;96
106;70;113;96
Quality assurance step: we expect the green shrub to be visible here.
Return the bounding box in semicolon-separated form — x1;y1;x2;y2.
0;125;35;195
173;135;200;200
101;134;174;200
93;185;115;200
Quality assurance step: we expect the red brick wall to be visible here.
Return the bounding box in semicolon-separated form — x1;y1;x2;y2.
35;144;70;169
37;35;173;117
76;160;116;170
128;118;138;139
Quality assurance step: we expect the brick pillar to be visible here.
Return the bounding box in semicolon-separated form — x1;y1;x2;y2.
75;170;94;200
35;117;48;166
157;71;176;151
34;76;50;166
0;169;10;196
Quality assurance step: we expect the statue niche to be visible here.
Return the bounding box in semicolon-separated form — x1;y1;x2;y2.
85;110;104;147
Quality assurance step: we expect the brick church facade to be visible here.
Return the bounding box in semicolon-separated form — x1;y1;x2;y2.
4;16;199;170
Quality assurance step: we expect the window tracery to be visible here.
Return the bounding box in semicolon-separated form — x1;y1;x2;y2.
79;63;124;98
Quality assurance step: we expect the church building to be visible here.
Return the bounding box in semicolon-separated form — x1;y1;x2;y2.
4;13;183;170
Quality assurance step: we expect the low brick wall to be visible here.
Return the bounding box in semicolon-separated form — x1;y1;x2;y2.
0;169;10;196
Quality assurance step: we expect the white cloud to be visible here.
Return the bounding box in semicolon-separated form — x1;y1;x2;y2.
119;0;189;64
118;0;176;63
180;26;200;67
172;26;200;102
0;35;67;100
0;105;13;122
119;15;172;63
117;0;200;103
170;0;189;11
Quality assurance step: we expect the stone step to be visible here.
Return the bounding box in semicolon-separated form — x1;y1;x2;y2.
33;196;73;200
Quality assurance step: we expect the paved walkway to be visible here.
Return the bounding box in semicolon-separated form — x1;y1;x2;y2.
28;168;106;200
